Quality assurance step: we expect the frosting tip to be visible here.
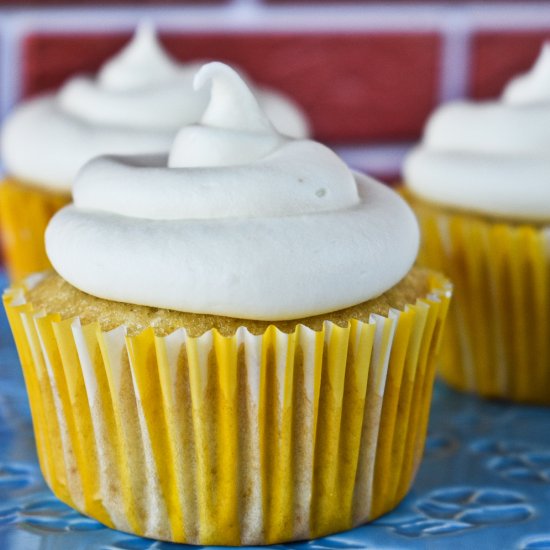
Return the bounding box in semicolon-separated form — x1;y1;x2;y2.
193;61;226;92
502;41;550;105
97;21;178;91
196;62;273;133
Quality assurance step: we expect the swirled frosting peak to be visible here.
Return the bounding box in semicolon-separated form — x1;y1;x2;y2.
404;43;550;222
46;62;419;320
503;43;550;105
97;23;180;91
57;24;205;131
169;62;282;168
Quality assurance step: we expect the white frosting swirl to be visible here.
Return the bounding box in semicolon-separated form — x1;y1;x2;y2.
1;25;309;192
58;24;207;130
404;43;550;222
46;62;418;320
503;43;550;105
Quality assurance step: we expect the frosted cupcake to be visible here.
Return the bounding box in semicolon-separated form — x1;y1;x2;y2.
0;25;308;281
4;63;450;545
404;44;550;404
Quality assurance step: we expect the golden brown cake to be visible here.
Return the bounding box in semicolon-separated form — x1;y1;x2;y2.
28;267;431;337
5;267;450;544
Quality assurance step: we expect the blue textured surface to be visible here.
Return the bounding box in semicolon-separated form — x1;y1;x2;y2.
1;275;550;549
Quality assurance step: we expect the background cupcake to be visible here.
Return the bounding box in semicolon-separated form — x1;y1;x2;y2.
4;62;450;545
0;24;309;282
403;44;550;404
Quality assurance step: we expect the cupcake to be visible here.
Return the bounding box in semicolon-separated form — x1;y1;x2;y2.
403;44;550;404
0;24;309;281
4;62;451;545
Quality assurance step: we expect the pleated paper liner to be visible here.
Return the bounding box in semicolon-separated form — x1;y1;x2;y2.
407;190;550;404
4;273;451;545
0;179;70;281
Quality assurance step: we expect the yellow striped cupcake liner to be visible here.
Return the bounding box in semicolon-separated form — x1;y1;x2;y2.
409;192;550;404
4;273;451;545
0;179;69;281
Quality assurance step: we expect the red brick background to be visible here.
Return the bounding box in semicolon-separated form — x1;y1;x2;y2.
23;31;441;143
471;29;550;98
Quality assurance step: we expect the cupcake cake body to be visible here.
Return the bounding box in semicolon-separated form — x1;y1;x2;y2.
0;25;309;280
5;63;451;545
404;44;550;403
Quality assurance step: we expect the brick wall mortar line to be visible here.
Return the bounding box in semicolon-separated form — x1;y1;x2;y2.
4;3;550;33
439;11;472;102
465;3;550;29
233;0;263;9
0;5;453;33
0;13;22;119
334;142;413;176
3;3;550;34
